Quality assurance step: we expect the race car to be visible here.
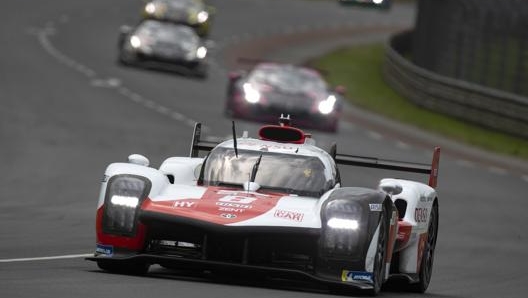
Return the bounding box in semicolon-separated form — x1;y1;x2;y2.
141;0;214;37
87;115;440;296
225;63;346;132
338;0;392;10
118;19;209;78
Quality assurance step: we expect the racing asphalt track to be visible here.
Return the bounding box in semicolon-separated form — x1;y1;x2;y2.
1;1;527;297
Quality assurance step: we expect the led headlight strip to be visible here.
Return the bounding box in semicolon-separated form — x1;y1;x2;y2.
102;175;151;236
322;198;363;256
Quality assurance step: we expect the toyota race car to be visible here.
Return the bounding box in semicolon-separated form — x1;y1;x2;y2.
142;0;215;37
118;19;209;78
225;63;345;132
87;116;440;295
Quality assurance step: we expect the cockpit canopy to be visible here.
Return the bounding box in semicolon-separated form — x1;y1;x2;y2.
201;147;334;197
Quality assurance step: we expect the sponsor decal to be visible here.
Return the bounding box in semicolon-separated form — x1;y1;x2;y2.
420;196;434;202
173;201;195;208
219;195;257;204
414;208;429;223
216;202;252;209
95;244;113;256
218;207;246;213
217;190;270;197
274;209;304;222
369;203;382;212
341;270;373;283
220;213;237;219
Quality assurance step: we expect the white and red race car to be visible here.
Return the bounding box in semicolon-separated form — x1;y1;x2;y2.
87;116;440;296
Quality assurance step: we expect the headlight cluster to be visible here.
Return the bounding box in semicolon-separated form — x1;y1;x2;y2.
102;175;150;236
322;199;363;256
318;95;337;115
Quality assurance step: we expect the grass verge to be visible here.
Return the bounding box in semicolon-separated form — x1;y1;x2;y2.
307;43;528;160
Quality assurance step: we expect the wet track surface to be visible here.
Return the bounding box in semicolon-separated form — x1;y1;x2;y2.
1;1;527;297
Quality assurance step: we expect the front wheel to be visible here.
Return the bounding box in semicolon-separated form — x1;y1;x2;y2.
368;210;388;296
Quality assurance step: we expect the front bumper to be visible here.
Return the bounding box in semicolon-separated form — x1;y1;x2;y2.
86;253;374;290
227;95;339;131
91;210;372;289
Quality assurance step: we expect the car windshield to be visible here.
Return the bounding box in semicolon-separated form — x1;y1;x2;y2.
137;20;198;45
202;147;330;197
162;0;204;11
248;64;328;95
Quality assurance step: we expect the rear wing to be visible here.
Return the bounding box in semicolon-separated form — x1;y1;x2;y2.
189;123;217;158
334;146;441;188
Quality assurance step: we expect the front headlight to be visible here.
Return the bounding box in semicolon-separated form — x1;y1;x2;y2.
145;2;156;14
103;175;150;236
322;199;363;255
196;46;207;59
318;95;337;115
197;10;209;23
130;35;141;49
243;83;261;103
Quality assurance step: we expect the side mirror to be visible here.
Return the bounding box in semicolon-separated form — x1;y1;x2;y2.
119;25;133;35
204;39;215;49
334;85;346;96
128;154;150;167
228;70;245;81
379;179;403;196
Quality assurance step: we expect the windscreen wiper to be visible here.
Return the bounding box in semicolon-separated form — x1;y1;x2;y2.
250;154;262;183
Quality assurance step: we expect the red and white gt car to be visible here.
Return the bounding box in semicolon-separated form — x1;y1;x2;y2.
87;116;440;296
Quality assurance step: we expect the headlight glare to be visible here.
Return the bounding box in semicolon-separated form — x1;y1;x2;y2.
145;2;156;14
327;218;359;230
197;11;209;23
110;195;139;208
130;35;141;49
318;95;336;114
243;83;261;103
196;46;207;59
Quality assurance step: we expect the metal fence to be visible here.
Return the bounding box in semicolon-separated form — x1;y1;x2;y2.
384;31;528;139
412;0;528;96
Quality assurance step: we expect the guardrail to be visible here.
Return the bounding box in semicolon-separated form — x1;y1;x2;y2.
383;30;528;139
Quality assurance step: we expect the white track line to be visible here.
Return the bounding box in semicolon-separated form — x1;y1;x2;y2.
0;253;92;263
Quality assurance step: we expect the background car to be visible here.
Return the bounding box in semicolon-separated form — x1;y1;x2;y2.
225;63;346;132
87;118;441;296
141;0;215;37
118;19;209;78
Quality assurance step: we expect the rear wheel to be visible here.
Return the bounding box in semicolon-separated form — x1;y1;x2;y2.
409;202;438;292
97;260;149;275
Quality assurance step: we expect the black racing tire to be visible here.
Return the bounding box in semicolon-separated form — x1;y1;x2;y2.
97;260;150;275
368;209;388;296
118;49;136;66
408;202;439;293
